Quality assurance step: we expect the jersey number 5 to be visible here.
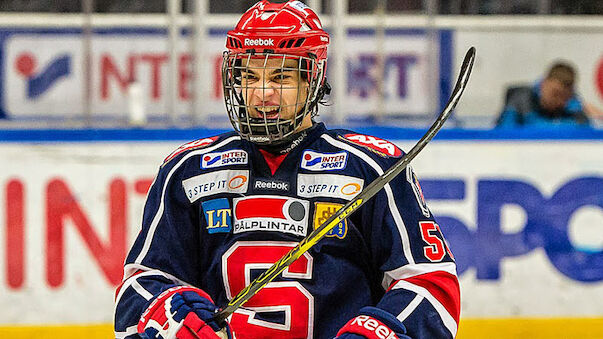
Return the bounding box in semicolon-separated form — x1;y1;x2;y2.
222;241;314;338
419;221;452;262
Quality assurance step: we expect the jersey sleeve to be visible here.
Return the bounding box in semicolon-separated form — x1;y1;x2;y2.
114;154;202;338
357;162;460;339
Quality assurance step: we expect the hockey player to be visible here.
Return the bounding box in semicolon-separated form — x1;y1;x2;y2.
114;1;460;338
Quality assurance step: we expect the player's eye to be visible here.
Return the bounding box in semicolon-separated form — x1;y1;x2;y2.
242;73;258;83
273;73;291;82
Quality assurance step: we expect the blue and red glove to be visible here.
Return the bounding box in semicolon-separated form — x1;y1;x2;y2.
335;306;412;339
138;285;232;339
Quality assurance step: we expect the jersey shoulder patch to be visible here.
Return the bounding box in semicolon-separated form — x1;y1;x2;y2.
407;165;430;217
162;136;220;166
338;132;403;158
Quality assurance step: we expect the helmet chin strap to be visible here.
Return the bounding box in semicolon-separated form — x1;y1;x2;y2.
243;107;306;144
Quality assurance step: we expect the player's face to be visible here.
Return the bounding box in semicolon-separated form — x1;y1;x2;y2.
240;57;311;129
540;78;572;112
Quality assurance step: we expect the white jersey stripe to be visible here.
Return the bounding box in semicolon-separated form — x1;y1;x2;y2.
134;136;240;265
321;134;415;265
115;269;179;306
113;267;193;334
132;279;153;301
115;325;138;339
122;263;193;286
391;280;458;337
382;262;457;289
396;294;424;322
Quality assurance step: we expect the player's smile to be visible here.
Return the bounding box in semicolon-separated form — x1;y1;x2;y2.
253;104;281;119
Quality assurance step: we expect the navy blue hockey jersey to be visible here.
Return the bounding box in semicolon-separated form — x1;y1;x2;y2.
114;123;460;339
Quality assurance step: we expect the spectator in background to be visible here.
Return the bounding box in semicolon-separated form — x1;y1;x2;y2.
496;61;592;128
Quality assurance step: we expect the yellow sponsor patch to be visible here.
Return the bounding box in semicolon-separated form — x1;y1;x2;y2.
313;202;347;239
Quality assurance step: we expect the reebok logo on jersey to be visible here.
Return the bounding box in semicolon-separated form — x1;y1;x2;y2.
297;174;364;200
244;38;275;46
313;202;347;239
233;196;309;237
201;198;232;233
201;150;248;169
407;166;430;217
182;170;249;203
343;134;402;157
301;150;348;171
254;179;289;191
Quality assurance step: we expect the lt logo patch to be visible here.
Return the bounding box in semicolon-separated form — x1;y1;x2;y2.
201;198;232;234
313;202;347;239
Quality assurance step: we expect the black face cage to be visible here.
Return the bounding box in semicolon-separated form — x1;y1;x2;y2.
222;52;326;144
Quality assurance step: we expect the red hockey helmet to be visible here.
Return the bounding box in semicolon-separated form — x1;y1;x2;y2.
222;0;330;145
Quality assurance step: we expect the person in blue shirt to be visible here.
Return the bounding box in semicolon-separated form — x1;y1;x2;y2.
496;62;591;128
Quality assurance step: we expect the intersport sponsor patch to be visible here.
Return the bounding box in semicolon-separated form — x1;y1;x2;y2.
201;149;248;169
232;196;309;237
301;150;348;171
182;170;249;202
297;174;364;200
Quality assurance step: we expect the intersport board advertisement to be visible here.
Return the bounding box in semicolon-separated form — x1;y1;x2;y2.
0;132;601;338
2;27;602;122
0;28;451;120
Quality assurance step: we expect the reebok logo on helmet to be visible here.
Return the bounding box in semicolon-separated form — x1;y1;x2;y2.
244;38;275;46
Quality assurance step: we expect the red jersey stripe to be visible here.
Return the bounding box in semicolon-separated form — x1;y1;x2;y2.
402;270;460;324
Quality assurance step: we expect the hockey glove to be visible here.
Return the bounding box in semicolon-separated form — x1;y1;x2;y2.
138;285;231;339
335;306;412;339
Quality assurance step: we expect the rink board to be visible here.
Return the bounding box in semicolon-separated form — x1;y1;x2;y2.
0;130;601;338
0;28;451;120
2;26;603;124
2;319;603;339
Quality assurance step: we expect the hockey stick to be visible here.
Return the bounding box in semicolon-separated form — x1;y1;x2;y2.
213;46;476;325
